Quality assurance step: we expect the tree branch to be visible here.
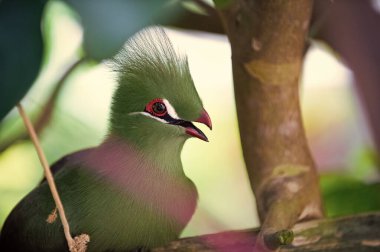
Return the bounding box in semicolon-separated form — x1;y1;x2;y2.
311;0;380;152
0;57;85;153
17;103;90;252
214;0;324;249
153;213;380;251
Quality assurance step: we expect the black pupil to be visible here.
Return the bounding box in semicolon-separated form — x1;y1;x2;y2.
152;102;166;114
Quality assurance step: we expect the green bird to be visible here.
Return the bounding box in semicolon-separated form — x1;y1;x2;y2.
0;27;212;252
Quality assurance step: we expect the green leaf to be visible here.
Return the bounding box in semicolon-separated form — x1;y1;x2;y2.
0;0;46;120
321;173;380;217
181;1;208;15
64;0;180;60
213;0;232;9
350;146;380;179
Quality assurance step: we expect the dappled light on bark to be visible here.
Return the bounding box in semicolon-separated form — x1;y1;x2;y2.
214;0;324;249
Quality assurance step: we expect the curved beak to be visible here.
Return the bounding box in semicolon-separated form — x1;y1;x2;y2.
195;109;212;130
167;109;212;142
185;109;212;142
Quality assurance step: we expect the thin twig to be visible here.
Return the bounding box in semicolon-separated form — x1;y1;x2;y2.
34;58;86;133
0;58;85;154
17;103;89;251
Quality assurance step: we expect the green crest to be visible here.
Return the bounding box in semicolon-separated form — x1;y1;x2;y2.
108;27;205;147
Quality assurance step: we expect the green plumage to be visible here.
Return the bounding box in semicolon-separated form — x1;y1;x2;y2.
110;28;203;138
0;27;207;251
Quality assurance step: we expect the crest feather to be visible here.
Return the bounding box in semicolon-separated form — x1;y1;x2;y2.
110;26;203;121
112;27;190;85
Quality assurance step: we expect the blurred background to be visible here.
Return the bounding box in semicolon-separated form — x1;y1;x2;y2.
1;0;379;238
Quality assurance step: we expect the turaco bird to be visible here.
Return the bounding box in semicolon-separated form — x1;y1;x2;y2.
0;27;211;252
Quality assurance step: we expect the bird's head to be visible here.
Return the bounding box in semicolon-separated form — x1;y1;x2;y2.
109;27;211;148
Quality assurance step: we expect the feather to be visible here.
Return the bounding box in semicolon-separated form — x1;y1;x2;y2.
0;26;205;252
109;27;203;123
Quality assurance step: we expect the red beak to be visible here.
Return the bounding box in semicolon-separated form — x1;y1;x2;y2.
195;109;212;130
185;109;212;142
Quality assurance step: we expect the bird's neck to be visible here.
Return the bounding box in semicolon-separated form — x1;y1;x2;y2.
107;115;189;168
76;134;197;236
100;132;187;177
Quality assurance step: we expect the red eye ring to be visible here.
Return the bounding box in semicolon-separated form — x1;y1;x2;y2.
145;98;167;117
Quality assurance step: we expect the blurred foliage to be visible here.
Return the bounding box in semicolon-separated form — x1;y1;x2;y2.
0;143;43;226
181;1;208;15
212;0;232;9
0;0;80;149
350;146;380;179
320;144;380;217
0;0;259;236
1;0;380;238
64;0;182;60
321;173;380;217
0;0;46;120
0;0;184;120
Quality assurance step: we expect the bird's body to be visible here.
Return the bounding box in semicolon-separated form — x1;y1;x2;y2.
0;27;211;251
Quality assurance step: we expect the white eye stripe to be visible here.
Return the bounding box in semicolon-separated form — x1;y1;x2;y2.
128;112;168;123
162;99;179;119
128;99;180;124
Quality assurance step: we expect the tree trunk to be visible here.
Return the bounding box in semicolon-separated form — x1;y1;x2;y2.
214;0;323;248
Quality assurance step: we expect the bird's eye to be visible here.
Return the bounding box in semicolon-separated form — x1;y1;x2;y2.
152;102;166;115
145;99;168;117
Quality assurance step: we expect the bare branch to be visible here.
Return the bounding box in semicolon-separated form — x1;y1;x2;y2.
311;0;380;152
0;57;85;153
153;213;380;251
17;103;90;251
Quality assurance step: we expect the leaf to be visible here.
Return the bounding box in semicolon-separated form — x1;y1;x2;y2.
320;173;380;217
350;146;380;179
64;0;181;60
181;1;208;15
213;0;232;9
0;0;46;120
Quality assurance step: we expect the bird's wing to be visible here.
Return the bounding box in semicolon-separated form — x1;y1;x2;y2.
40;148;95;184
1;148;96;251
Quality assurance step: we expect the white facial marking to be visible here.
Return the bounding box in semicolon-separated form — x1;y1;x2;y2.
128;112;167;124
162;99;179;119
128;98;180;124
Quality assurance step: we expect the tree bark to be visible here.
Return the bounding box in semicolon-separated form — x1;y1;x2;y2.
153;212;380;251
0;58;85;154
213;0;323;248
